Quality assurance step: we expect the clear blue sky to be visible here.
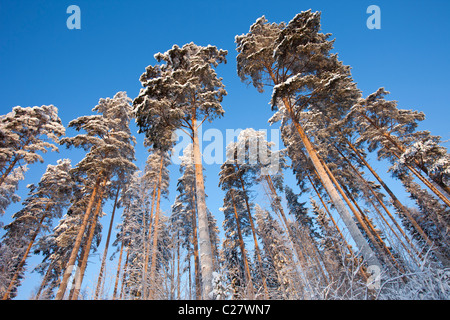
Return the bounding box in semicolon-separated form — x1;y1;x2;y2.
1;0;449;299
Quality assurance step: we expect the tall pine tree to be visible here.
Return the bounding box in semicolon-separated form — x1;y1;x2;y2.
134;43;227;298
236;11;380;268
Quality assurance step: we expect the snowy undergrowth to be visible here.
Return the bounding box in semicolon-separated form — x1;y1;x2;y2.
376;264;450;300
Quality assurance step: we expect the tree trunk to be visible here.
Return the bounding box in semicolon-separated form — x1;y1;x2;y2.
94;185;121;299
71;186;106;300
112;240;124;300
234;163;269;298
282;96;380;268
403;162;450;207
119;247;130;299
337;146;422;263
307;172;372;283
142;184;158;299
305;173;354;255
147;155;164;300
0;157;19;187
55;175;106;300
262;175;318;293
190;192;201;300
345;139;435;248
230;189;254;298
170;236;176;299
316;157;383;267
191;114;214;299
264;63;380;268
188;253;192;299
341;183;402;273
176;231;181;300
68;222;91;300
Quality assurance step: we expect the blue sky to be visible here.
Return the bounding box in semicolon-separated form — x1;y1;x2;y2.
1;0;449;299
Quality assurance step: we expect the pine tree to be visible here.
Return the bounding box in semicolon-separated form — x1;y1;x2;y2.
220;128;283;297
350;88;450;206
114;171;146;299
152;214;173;299
110;171;139;296
170;144;221;299
0;105;65;187
219;188;254;298
33;184;90;299
236;11;380;268
144;149;170;300
94;183;121;299
0;105;64;216
255;205;300;299
134;43;227;298
219;138;257;298
108;145;170;300
220;203;249;299
171;144;201;298
396;170;450;265
55;91;136;299
207;209;221;280
333;145;423;268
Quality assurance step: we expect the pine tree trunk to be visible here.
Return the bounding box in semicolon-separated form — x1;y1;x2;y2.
242;200;269;298
170;236;176;299
316;157;385;266
176;232;181;300
345;139;435;248
55;175;106;300
234;163;269;298
230;190;254;298
190;192;202;300
94;185;120;299
188;254;192;299
337;147;422;263
119;247;130;299
68;222;91;300
112;240;124;300
142;184;158;299
0;157;20;187
404;162;450;207
269;170;330;286
306;172;370;282
264;63;379;268
71;187;106;300
191;114;214;300
366;192;422;266
147;155;164;300
282;96;380;268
